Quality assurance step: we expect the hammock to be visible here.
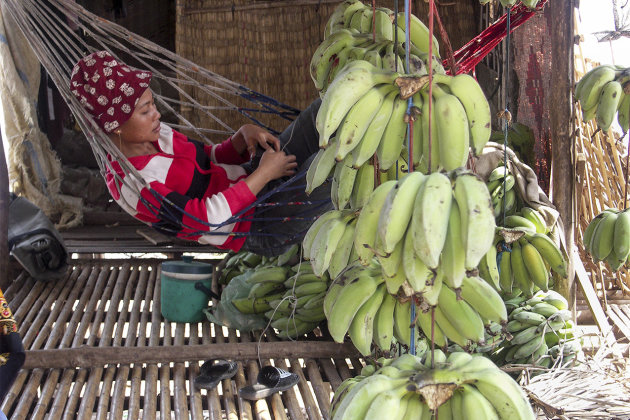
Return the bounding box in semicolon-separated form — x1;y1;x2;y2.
1;0;546;246
2;0;333;248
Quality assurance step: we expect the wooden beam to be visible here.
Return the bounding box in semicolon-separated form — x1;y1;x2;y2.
549;0;576;307
0;129;9;291
22;341;360;369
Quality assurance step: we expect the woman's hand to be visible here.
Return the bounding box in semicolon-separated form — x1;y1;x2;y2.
244;149;297;195
232;124;281;159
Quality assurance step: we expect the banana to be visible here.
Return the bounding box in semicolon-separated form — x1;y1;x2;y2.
520;239;549;291
373;291;397;350
576;65;618;112
327;270;383;342
232;292;284;314
373;9;393;41
310;212;355;276
376;94;409;171
310;29;365;91
348;283;386;355
395;12;440;57
302;211;341;260
510;325;540;345
316;61;399;148
433;304;471;348
498;248;513;294
305;137;338;194
437;284;486;343
324;281;344;319
325;0;363;37
354;180;397;265
328;218;358;279
402;228;433;293
335;84;394;161
480;242;500;290
542;290;569;311
363;384;410;420
332;157;358;210
596;80;624;131
349;163;375;209
416;307;447;347
617;92;630;133
530;302;559;318
333;373;409;420
294;281;328;297
432;84;470;171
410;171;453;269
524;232;567;276
245;266;289;285
510;240;534;297
434;73;491;156
416;90;441;173
248;281;284;299
376;233;402;277
421;267;444;307
503;215;537;232
513;310;547;326
393;299;412;347
363;50;382;68
441;200;467;289
590;210;618;261
460;275;508;325
453;170;496;270
380;42;399;72
460;384;500;420
613;209;630;263
467;369;536;420
384;262;407;295
520;207;548;234
378;171;426;253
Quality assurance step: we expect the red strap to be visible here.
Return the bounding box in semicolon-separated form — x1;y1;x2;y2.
444;0;548;75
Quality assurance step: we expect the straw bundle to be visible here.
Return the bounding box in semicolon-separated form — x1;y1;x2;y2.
522;338;630;419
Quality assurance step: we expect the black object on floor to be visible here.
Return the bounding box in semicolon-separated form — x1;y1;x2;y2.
238;366;300;400
193;359;238;390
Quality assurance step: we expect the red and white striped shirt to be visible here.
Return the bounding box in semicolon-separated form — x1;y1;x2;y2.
106;123;256;251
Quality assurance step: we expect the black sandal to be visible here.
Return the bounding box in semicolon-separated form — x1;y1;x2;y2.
238;366;300;400
193;360;238;390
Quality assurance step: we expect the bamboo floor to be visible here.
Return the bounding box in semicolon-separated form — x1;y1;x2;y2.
1;259;363;420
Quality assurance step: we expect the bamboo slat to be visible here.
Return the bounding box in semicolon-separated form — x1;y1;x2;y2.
2;259;361;419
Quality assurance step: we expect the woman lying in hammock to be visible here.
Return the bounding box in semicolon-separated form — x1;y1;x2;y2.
70;51;330;256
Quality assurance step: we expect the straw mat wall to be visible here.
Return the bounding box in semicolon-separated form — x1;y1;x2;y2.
175;0;478;138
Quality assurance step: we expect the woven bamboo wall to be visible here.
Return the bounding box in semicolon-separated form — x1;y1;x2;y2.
574;48;630;296
174;0;478;138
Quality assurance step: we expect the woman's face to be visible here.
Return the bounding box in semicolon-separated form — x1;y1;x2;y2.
118;88;161;143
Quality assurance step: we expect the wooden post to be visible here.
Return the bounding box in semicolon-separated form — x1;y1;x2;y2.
0;129;9;291
549;0;576;308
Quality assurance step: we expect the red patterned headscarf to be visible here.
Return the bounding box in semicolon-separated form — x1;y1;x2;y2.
70;50;152;133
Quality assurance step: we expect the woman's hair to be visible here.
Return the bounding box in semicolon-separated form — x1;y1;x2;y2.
69;50;152;133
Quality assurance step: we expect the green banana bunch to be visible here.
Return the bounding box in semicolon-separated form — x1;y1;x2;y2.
497;230;567;297
575;64;630;131
490;290;580;369
303;209;358;277
583;208;630;271
333;351;536;420
410;352;536;419
315;2;446;94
